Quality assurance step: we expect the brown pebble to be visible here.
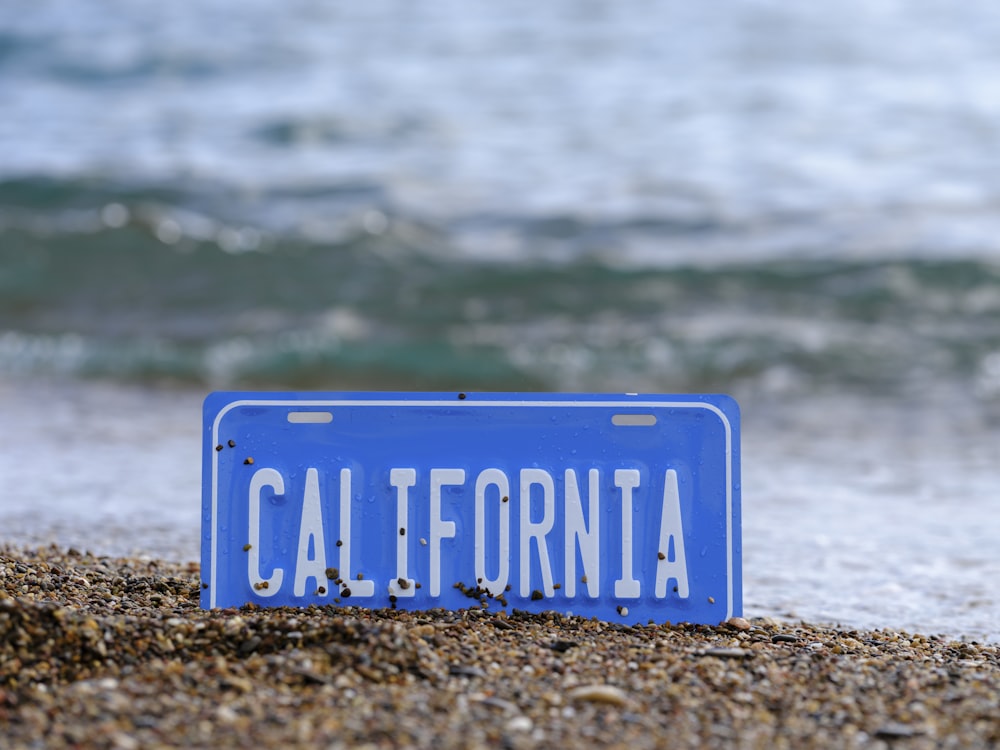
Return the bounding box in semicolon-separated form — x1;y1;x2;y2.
567;685;630;706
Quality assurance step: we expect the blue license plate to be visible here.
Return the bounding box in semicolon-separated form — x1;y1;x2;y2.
202;392;741;624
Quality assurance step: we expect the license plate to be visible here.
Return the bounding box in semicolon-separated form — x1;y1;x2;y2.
202;392;741;624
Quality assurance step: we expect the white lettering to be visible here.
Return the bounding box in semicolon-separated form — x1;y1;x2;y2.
294;468;328;596
248;468;284;596
246;462;678;606
474;468;510;596
614;469;641;598
339;468;374;597
564;468;600;598
430;468;464;596
388;468;417;598
520;468;555;598
655;469;689;598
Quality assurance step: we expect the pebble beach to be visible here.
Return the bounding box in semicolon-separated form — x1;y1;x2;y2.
2;546;997;749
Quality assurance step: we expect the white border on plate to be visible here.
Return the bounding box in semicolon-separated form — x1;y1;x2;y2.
209;398;736;615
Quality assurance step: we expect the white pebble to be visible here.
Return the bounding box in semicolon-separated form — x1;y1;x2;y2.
506;716;533;732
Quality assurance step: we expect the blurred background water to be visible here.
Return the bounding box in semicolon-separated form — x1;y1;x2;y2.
1;0;998;641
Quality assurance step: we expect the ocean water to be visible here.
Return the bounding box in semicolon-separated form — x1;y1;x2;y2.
1;1;999;641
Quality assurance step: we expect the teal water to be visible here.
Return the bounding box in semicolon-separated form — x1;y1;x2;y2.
5;196;1000;399
4;3;1000;398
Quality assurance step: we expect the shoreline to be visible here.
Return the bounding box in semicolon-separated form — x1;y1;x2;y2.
2;545;997;748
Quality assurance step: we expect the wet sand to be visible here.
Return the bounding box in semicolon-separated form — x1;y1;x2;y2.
2;546;997;749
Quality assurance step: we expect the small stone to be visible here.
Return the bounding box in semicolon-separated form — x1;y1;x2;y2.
726;616;751;631
477;696;519;714
548;640;577;653
449;664;487;678
699;648;751;659
567;684;630;706
111;733;139;750
771;634;800;644
506;715;533;732
875;723;920;739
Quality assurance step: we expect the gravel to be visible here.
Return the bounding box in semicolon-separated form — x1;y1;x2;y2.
2;545;998;749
